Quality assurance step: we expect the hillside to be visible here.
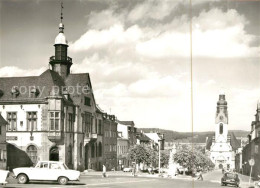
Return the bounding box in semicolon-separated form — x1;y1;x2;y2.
138;128;249;143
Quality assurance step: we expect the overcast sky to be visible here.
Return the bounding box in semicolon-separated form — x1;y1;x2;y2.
0;0;260;132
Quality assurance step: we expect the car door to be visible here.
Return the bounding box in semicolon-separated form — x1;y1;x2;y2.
48;162;62;181
30;162;50;180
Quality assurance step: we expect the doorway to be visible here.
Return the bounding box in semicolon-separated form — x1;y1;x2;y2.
219;164;223;169
49;146;59;161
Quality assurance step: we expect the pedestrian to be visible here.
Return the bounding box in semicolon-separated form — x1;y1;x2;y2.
197;170;203;181
102;164;107;178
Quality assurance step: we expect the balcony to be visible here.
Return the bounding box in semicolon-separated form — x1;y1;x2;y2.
49;56;72;64
48;131;62;142
84;132;98;146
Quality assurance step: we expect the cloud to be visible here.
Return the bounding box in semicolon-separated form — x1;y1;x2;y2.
127;0;178;22
0;66;46;77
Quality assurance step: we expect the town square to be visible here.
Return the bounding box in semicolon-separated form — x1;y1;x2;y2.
0;0;260;187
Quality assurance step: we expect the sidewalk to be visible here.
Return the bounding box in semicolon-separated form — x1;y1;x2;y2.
81;170;195;180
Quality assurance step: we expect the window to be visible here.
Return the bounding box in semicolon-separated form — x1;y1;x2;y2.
49;112;60;131
82;113;85;132
26;145;37;165
219;123;223;134
68;113;73;132
27;112;37;131
86;113;92;133
0;125;1;135
99;143;102;157
84;97;91;106
0;149;2;161
7;112;17;131
98;120;102;135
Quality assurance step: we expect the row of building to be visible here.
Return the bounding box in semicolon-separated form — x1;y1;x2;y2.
0;15;127;171
0;13;165;171
235;102;260;179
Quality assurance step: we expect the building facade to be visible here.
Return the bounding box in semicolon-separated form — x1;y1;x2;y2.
0;114;7;169
206;93;239;170
0;8;116;171
103;114;117;171
242;101;260;178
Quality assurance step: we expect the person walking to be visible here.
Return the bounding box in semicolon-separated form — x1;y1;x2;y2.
102;164;107;178
197;170;203;181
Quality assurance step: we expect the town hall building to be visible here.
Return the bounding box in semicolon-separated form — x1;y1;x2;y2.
206;93;240;170
0;3;117;171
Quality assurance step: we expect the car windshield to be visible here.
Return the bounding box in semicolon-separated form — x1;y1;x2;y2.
226;173;236;178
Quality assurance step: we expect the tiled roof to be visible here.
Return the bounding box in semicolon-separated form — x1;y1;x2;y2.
0;69;66;103
117;120;135;126
229;132;240;150
65;73;96;106
0;114;8;125
206;137;212;150
138;133;151;142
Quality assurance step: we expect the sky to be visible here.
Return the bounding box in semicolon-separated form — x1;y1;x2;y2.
0;0;260;132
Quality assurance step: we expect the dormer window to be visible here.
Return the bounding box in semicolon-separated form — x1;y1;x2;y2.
30;86;39;97
11;86;19;97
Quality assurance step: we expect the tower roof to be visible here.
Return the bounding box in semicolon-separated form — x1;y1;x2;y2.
54;1;67;45
55;31;68;45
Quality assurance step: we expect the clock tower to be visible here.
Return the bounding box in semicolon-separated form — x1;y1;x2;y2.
208;92;235;170
215;92;228;142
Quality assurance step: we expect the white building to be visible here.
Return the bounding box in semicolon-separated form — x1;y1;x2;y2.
206;93;240;170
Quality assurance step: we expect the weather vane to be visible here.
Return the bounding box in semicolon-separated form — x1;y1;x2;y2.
60;0;63;23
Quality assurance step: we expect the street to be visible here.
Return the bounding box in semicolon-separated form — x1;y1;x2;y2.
2;170;252;188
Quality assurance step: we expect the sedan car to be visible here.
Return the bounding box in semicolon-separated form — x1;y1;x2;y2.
0;170;10;185
221;172;240;187
13;161;80;185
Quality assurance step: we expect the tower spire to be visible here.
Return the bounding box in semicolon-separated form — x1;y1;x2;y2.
60;0;63;24
59;0;64;33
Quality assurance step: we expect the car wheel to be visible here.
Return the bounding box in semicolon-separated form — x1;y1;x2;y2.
17;174;28;184
58;176;68;185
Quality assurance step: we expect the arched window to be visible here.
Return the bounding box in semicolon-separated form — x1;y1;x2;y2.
219;123;223;134
99;142;102;157
27;145;37;165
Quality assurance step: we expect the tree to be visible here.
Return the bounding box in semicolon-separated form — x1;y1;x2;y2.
160;150;170;167
128;145;149;164
172;145;214;173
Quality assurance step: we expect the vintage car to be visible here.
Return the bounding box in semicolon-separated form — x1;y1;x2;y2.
221;172;240;187
12;161;80;185
0;170;10;185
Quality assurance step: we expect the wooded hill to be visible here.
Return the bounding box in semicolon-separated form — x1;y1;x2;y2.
138;128;249;143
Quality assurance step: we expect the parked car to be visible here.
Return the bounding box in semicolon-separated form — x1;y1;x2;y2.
12;161;80;185
221;172;240;187
0;170;10;185
123;167;132;172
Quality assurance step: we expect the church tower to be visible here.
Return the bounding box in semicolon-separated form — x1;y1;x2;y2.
215;92;229;142
49;1;72;79
208;92;235;170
